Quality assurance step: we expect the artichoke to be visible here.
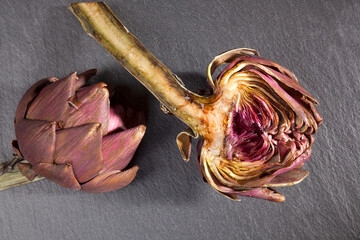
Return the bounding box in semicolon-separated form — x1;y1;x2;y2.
11;69;146;193
196;49;323;202
70;2;322;201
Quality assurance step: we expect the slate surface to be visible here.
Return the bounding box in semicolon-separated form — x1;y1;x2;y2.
0;0;359;239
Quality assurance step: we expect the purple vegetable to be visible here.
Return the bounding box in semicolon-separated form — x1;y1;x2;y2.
12;69;146;193
70;2;322;202
196;50;322;202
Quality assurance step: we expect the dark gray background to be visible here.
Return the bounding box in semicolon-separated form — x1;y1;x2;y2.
1;0;359;239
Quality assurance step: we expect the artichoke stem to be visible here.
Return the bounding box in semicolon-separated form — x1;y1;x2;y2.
0;156;43;191
69;2;209;132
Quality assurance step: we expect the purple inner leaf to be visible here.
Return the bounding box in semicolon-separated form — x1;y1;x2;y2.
227;95;274;162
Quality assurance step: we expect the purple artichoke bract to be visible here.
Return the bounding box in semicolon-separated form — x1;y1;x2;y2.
12;69;146;193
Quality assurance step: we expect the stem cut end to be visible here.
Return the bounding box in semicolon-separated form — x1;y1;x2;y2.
0;162;43;191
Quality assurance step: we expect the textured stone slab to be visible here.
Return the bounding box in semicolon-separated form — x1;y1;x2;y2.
0;0;359;239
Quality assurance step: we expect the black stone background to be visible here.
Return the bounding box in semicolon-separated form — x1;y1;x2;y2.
0;0;359;239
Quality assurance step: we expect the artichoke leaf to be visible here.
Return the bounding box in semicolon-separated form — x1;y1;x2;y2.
176;128;198;162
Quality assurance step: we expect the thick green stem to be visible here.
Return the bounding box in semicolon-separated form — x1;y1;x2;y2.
69;2;210;132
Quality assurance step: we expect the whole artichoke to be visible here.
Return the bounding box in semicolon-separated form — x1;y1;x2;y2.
12;69;146;193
